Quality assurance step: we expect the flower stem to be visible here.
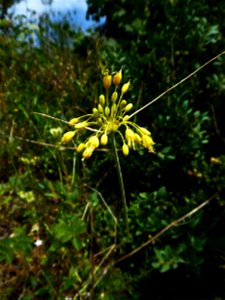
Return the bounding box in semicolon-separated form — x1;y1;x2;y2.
112;134;129;233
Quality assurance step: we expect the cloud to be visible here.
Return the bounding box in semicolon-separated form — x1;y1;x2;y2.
50;0;87;10
11;0;104;30
13;0;87;15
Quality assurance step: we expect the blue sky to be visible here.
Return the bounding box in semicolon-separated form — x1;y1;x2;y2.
11;0;103;30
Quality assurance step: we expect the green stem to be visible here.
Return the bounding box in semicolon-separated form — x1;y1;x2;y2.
71;151;76;186
112;134;129;233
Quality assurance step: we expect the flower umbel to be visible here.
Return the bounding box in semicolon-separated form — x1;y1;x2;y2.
60;69;155;160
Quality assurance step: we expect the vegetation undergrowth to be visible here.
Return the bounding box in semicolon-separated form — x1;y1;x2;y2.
36;53;224;299
1;2;225;299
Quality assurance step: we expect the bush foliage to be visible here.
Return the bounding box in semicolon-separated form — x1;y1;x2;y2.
0;0;225;299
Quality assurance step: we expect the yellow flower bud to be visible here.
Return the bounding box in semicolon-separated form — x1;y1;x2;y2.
142;134;155;152
125;128;135;147
124;103;133;112
123;115;130;121
76;143;85;152
122;144;129;156
105;106;110;116
111;91;118;103
92;107;99;118
82;147;94;160
210;157;222;164
103;74;112;89
61;131;75;144
99;94;105;106
100;133;108;145
139;127;151;136
121;81;130;94
113;69;122;85
75;121;88;129
98;103;104;113
110;103;117;116
97;117;103;126
134;133;142;144
68;118;79;126
120;100;127;108
125;128;135;141
87;135;99;148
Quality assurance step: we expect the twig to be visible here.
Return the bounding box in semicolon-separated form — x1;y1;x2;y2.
88;186;117;246
90;204;94;300
129;51;225;118
74;187;118;298
71;151;77;186
33;112;71;125
82;202;91;220
210;104;225;144
74;245;116;298
0;131;75;150
115;193;218;264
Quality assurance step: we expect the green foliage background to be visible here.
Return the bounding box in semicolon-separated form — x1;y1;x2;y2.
0;0;225;299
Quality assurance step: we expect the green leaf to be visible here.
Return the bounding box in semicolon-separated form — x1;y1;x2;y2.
52;215;85;244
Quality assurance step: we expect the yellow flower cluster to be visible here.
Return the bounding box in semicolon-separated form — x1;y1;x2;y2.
60;69;155;160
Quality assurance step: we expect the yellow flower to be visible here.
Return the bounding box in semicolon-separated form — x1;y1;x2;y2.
210;157;222;164
125;127;141;149
76;143;85;152
111;91;118;103
100;133;108;145
68;118;79;126
82;147;94;160
99;94;105;106
142;134;155;152
105;106;110;116
113;69;122;86
134;133;142;144
125;128;135;142
61;131;75;144
75;121;88;129
98;103;104;113
121;81;130;94
122;144;129;156
124;103;133;112
103;74;112;90
59;69;155;159
92;108;98;117
139;127;151;136
86;135;99;148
